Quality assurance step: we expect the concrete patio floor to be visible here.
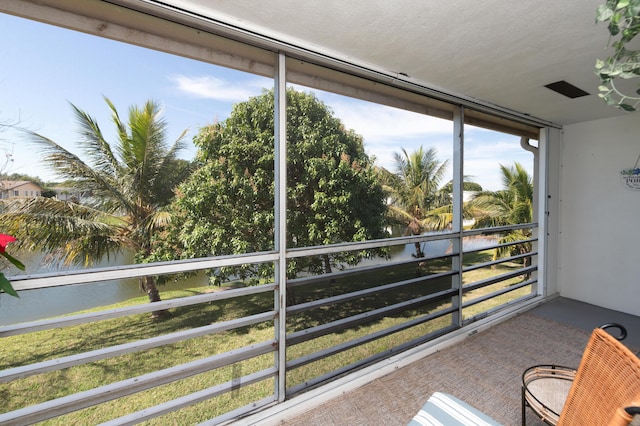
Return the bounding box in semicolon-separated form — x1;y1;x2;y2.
248;297;640;425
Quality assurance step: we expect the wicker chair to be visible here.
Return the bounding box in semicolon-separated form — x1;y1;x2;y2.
410;327;640;426
522;323;634;425
554;327;640;425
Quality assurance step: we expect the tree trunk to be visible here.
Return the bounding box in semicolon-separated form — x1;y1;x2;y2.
406;220;424;258
322;254;332;274
140;276;168;318
523;251;532;280
414;242;425;258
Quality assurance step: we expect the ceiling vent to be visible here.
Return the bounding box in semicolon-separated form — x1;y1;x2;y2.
544;80;590;99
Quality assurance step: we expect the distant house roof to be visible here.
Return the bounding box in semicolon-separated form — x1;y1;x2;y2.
1;180;43;191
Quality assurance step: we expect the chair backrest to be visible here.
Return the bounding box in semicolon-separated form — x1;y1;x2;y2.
557;328;640;426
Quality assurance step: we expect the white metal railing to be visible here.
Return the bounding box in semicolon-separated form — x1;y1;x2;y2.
0;225;538;424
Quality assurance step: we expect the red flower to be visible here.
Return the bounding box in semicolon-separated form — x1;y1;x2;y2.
0;234;17;253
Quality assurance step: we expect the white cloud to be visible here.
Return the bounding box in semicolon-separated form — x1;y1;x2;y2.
330;100;453;142
464;130;535;190
310;92;454;171
322;96;535;191
170;75;266;102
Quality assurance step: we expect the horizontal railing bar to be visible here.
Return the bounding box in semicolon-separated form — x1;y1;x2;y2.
287;270;456;315
460;223;538;237
463;278;536;308
0;311;275;383
286;325;457;396
462;265;537;293
0;341;276;426
287;227;537;262
100;368;278;426
462;251;538;272
10;251;279;291
462;237;538;256
0;221;542;424
492;237;538;249
287;253;453;289
287;287;457;346
0;284;277;338
285;232;456;259
7;224;533;292
462;293;538;325
287;306;457;370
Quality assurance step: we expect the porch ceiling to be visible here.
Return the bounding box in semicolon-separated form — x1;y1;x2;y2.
167;0;636;126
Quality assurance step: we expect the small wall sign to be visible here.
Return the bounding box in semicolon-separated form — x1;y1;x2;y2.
621;152;640;190
621;169;640;190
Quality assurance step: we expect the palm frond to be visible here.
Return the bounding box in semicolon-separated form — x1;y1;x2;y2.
385;204;415;226
0;197;126;267
23;128;135;215
422;210;452;231
15;98;189;273
70;101;120;177
470;162;534;227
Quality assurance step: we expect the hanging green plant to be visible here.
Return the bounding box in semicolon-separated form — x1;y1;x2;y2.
595;0;640;111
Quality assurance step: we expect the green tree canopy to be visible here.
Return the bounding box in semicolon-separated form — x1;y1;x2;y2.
149;88;388;283
0;97;190;308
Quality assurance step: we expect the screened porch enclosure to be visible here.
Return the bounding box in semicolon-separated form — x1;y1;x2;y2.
0;230;540;425
0;0;562;424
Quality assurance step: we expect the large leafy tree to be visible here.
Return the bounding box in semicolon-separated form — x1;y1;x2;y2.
470;162;534;263
148;88;388;283
0;98;190;310
383;146;450;257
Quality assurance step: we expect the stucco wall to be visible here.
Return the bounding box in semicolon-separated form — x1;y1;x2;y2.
559;113;640;316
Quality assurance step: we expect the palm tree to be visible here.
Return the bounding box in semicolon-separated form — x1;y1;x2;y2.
470;162;533;264
384;147;449;257
1;97;189;313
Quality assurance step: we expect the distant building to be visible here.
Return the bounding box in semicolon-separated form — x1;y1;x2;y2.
0;180;43;198
51;186;90;203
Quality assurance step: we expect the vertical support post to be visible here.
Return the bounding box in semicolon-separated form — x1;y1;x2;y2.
452;106;464;327
520;135;541;296
273;52;288;402
536;128;549;297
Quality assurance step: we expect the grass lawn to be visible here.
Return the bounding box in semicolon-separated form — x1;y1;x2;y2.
0;251;533;424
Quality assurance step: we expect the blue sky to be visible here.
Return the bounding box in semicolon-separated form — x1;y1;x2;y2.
0;12;533;191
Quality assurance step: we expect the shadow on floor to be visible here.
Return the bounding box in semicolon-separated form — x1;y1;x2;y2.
273;297;640;426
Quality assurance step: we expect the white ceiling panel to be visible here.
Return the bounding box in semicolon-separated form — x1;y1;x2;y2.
161;0;634;125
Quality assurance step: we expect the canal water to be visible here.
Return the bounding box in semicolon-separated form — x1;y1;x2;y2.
0;237;495;326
